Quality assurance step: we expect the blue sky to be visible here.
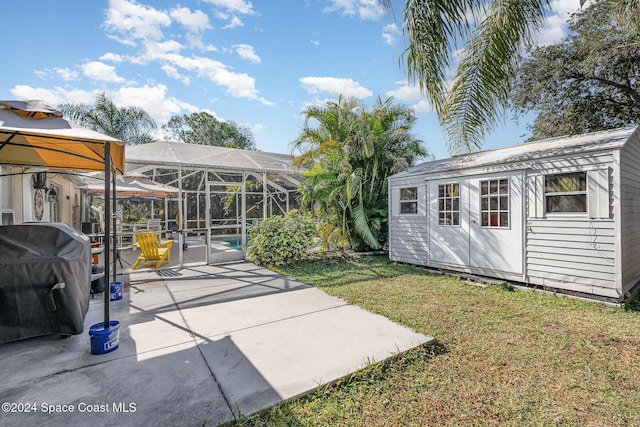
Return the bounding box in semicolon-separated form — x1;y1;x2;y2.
2;0;586;159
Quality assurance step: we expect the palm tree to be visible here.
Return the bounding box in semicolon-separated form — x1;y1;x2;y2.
386;0;640;154
293;95;426;251
59;93;157;145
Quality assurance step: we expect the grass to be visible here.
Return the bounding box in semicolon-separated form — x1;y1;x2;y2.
229;254;640;426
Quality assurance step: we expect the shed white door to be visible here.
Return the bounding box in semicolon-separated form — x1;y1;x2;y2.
428;179;470;266
429;172;523;275
468;172;523;275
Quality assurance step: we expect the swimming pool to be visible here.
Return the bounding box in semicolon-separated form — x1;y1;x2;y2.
211;236;247;251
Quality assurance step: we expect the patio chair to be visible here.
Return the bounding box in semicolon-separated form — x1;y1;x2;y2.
132;229;173;269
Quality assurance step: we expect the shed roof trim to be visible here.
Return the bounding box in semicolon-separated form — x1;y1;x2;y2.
391;127;638;179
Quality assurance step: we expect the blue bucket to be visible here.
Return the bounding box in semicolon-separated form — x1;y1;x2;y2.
110;281;124;301
89;320;120;355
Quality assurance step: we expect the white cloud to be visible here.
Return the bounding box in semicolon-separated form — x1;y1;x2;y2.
102;1;269;105
537;0;590;46
537;14;566;46
109;84;198;123
381;23;400;46
105;0;171;42
10;85;99;106
161;64;191;85
386;82;433;113
99;52;126;63
82;61;126;83
234;44;261;63
203;0;254;15
34;70;48;80
170;7;211;33
324;0;384;20
223;15;244;29
10;83;198;128
33;68;78;81
54;68;79;81
386;83;422;101
143;40;184;60
299;76;373;98
410;99;433;114
185;34;205;49
162;53;272;105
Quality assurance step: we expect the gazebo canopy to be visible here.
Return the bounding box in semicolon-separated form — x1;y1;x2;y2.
0;101;125;173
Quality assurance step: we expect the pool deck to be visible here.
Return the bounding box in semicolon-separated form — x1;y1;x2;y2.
0;259;433;426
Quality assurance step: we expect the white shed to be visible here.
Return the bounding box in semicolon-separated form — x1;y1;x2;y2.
388;127;640;302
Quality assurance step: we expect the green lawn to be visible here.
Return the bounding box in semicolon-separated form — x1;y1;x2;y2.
233;255;640;426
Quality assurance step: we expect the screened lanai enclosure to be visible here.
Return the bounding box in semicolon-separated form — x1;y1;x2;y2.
124;141;301;265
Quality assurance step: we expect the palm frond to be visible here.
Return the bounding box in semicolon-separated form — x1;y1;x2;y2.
351;197;382;250
444;0;549;153
402;0;479;113
402;0;551;153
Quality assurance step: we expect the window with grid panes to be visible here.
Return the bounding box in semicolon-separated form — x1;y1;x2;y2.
438;183;460;226
480;179;509;227
399;187;418;214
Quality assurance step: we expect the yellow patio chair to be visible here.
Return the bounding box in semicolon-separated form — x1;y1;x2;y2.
132;229;173;269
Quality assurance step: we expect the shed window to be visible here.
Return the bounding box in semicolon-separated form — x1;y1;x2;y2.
438;183;460;226
480;179;509;227
545;172;587;213
399;187;418;214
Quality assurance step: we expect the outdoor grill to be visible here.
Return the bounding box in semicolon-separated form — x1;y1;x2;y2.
0;222;91;343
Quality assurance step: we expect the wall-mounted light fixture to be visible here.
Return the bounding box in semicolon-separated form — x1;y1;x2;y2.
47;186;58;203
32;171;47;189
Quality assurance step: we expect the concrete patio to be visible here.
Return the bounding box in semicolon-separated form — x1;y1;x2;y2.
0;261;433;426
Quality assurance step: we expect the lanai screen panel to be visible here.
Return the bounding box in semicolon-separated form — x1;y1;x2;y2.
124;141;302;265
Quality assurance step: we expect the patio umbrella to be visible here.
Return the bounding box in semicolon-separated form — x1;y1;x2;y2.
0;100;125;330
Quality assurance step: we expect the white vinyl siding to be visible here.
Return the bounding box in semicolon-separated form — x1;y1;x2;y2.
389;182;428;265
619;133;640;294
526;219;616;296
525;153;618;298
588;168;611;219
389;216;429;265
527;175;544;219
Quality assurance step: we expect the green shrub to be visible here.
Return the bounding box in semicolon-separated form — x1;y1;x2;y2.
247;210;317;266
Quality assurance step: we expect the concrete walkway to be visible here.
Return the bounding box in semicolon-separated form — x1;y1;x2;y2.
0;262;433;426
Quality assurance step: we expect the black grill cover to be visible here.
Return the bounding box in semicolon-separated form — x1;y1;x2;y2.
0;223;91;343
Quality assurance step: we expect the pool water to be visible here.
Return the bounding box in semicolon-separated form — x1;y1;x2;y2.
212;236;246;251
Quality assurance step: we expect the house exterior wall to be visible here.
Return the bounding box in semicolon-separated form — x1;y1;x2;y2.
618;132;640;296
20;171;79;228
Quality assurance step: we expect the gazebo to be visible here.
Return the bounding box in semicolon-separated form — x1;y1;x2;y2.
124;141;302;266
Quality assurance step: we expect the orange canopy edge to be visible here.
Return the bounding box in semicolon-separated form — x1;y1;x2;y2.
0;100;125;173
